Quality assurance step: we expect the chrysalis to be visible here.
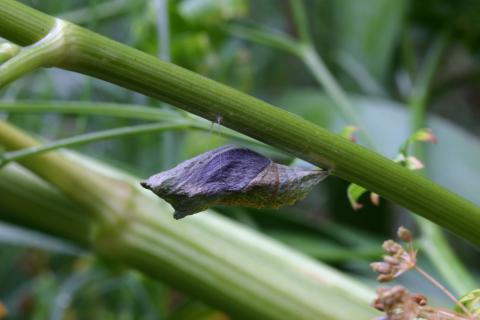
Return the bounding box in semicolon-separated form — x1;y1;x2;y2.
141;145;328;219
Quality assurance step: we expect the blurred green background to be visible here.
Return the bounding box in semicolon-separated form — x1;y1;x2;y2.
1;0;479;318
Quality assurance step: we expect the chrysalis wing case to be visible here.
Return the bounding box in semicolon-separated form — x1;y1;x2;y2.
141;145;329;219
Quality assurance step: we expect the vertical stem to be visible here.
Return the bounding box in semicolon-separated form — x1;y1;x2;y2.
290;0;376;148
154;0;170;62
154;0;176;169
289;0;311;44
301;46;375;148
408;31;476;295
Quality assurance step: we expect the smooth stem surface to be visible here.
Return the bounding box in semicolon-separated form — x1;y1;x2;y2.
0;1;480;246
0;101;182;120
0;123;378;319
0;101;263;146
289;0;312;44
300;45;375;147
227;23;375;148
288;0;374;147
60;0;143;25
0;122;189;166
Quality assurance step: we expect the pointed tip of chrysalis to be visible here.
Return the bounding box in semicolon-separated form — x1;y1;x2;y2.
173;211;187;220
140;181;150;190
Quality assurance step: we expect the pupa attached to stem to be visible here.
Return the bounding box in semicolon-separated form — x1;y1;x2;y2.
141;145;329;219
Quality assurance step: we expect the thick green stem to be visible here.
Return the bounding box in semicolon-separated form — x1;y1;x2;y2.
0;19;69;85
0;0;480;246
0;121;377;320
234;1;477;292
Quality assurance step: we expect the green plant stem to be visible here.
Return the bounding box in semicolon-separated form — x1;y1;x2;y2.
0;121;378;319
0;101;263;146
289;0;312;44
153;0;176;169
415;266;474;318
60;0;144;25
408;32;477;295
300;45;375;147
0;19;67;85
233;2;477;291
0;1;480;245
227;24;375;148
0;101;181;120
0;42;21;63
287;0;374;146
0;164;91;246
226;24;301;55
401;27;417;83
0;122;189;166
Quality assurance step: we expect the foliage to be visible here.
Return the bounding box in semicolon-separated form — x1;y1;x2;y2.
0;0;479;319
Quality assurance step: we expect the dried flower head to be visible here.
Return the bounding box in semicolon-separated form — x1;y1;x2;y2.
373;286;469;320
397;227;412;242
371;239;417;282
371;228;477;320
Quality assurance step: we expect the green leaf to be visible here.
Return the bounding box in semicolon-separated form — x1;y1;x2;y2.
456;289;480;317
340;125;359;142
347;183;367;210
399;128;437;156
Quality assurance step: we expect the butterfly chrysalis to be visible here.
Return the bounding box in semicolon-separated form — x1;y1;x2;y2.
141;145;329;219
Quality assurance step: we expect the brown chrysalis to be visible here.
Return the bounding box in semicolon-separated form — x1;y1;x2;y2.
141;145;328;219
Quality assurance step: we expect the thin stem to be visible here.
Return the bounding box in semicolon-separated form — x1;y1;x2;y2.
228;24;376;148
0;122;188;166
154;0;176;169
401;27;417;83
154;0;170;61
300;45;375;148
415;266;474;319
407;31;476;295
289;0;311;44
60;0;144;25
226;24;301;56
409;32;449;135
0;101;264;147
335;51;387;97
0;120;266;166
0;101;181;121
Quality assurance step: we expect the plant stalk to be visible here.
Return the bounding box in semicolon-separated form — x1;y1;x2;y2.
0;0;479;246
